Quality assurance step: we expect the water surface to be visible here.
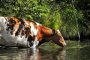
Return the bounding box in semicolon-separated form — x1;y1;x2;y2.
0;41;90;60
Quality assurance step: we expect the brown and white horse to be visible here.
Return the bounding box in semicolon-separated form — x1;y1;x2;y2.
0;16;66;48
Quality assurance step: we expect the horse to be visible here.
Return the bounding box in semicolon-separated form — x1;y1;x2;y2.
24;19;66;49
0;16;66;48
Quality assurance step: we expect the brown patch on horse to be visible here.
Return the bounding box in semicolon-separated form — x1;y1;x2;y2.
14;18;25;37
6;17;20;35
39;26;54;36
7;17;25;37
34;25;54;42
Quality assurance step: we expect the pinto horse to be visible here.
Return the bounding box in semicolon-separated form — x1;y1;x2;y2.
24;20;66;48
0;16;66;48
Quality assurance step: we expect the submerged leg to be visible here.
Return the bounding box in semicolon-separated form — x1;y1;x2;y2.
30;37;39;50
38;40;45;46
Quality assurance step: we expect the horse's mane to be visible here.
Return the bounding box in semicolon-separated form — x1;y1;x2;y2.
26;20;37;25
17;18;25;24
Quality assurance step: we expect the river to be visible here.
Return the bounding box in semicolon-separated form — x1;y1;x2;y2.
0;40;90;60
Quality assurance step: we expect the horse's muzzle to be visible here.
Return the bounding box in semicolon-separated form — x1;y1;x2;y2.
61;42;67;47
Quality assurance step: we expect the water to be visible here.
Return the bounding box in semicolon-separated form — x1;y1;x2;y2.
0;41;90;60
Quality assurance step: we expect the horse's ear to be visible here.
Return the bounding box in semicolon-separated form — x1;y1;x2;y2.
57;29;60;33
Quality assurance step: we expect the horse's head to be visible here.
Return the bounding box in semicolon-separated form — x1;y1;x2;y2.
52;30;66;47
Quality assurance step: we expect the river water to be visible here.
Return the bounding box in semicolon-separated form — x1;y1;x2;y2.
0;40;90;60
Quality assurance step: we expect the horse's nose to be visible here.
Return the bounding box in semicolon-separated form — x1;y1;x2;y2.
64;42;66;46
63;42;67;47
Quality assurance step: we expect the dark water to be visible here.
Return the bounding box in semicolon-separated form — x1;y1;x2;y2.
0;41;90;60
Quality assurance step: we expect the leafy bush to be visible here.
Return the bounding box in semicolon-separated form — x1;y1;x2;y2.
60;2;84;38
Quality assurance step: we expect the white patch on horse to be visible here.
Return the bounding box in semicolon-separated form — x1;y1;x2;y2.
57;29;60;33
30;22;38;36
25;22;29;25
31;37;39;50
13;26;19;36
16;34;28;46
0;17;7;30
29;22;39;49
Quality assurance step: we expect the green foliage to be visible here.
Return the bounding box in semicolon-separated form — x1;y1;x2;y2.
25;15;33;20
60;2;84;37
0;0;89;39
48;10;62;30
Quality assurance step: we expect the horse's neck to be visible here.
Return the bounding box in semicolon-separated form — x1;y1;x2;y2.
40;26;54;36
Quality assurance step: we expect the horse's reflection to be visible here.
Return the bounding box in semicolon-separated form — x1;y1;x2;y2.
54;48;66;60
26;48;66;60
26;48;41;60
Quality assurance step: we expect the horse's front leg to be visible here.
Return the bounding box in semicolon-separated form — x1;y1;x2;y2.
31;37;39;50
